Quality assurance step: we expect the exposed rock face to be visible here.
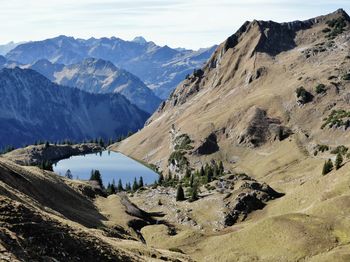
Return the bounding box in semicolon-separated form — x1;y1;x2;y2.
219;174;283;226
238;107;292;147
194;133;219;155
4;143;103;166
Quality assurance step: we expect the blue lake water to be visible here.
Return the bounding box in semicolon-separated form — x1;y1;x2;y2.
53;151;158;186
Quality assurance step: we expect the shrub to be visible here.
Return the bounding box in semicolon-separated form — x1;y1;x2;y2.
321;110;350;129
317;144;329;152
296;86;313;103
315;84;326;94
342;73;350;81
325;17;347;38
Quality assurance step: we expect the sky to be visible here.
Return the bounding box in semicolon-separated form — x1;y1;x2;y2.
0;0;349;50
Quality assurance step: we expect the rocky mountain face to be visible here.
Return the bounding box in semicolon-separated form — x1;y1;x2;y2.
0;68;149;148
0;41;22;55
30;58;161;113
6;36;216;99
111;10;350;260
116;8;350;174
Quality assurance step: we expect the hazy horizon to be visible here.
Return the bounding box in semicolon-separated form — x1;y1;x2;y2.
0;0;350;49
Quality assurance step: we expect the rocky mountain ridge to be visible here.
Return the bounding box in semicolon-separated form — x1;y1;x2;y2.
0;67;149;148
29;58;161;113
6;36;216;99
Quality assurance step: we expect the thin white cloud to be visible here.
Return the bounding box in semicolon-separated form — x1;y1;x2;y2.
0;0;349;49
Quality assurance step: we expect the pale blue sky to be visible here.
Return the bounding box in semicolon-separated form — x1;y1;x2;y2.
0;0;349;49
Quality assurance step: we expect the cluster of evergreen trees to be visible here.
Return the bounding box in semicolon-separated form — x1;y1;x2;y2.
87;169;145;196
0;145;15;154
154;160;225;202
38;160;53;171
322;153;343;175
30;131;136;150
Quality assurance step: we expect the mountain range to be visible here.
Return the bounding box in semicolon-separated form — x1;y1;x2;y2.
29;58;161;113
6;36;216;99
0;67;148;148
0;41;22;55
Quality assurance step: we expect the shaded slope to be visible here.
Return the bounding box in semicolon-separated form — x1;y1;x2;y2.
0;67;149;147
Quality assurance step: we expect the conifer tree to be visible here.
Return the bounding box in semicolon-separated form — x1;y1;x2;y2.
190;183;198;201
185;168;191;178
176;184;185;201
158;174;164;185
132;177;139;192
117;179;124;191
206;167;213;183
219;161;224;175
65;169;73;179
190;174;194;188
139;176;144;188
322;159;333;175
335;153;343;170
125;182;131;192
89;169;104;188
199;166;205;177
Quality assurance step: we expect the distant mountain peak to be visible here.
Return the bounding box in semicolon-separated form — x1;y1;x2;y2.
132;36;147;44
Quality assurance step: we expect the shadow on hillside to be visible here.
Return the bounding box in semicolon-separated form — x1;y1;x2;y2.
0;161;107;228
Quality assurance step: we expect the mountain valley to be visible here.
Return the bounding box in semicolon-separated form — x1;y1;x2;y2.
2;8;350;262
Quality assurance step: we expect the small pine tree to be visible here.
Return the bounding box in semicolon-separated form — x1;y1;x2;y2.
132;177;139;192
106;183;112;195
206;167;213;183
111;183;116;194
98;138;104;147
168;171;173;181
125;182;131;192
322;159;333;175
199;166;205;177
190;183;198;201
219;161;224;175
185;168;191;178
90;169;104;188
335;153;343;170
139;176;144;188
189;174;194;188
117;179;124;192
158;174;164;185
176;184;185;201
65;169;73;179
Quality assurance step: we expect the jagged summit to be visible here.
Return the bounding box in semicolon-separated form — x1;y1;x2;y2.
28;57;162;113
132;36;147;44
116;8;350;174
150;8;350;116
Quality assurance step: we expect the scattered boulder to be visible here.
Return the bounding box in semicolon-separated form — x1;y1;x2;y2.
222;177;284;226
